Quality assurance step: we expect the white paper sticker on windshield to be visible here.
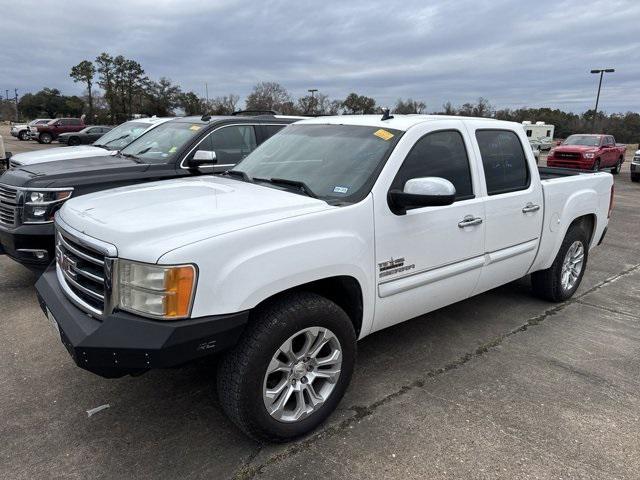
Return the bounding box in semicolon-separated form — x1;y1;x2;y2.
333;186;349;194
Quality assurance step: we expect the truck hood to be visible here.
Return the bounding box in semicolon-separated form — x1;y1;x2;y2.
10;146;114;166
553;145;598;153
59;176;333;263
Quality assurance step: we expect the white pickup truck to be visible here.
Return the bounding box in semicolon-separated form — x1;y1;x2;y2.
36;114;614;442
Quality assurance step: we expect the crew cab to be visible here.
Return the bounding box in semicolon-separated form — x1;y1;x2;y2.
0;114;301;270
35;115;614;442
10;119;52;141
9;117;173;169
547;134;626;173
28;118;85;144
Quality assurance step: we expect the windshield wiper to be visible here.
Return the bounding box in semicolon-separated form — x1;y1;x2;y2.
254;177;318;198
95;134;129;148
120;152;143;164
223;170;253;182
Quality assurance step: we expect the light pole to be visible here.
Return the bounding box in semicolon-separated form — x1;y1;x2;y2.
590;68;614;131
307;88;318;115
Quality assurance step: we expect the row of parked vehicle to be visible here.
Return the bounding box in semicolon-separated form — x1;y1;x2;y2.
0;111;616;442
11;117;113;145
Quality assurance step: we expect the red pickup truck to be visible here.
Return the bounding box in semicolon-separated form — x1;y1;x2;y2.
547;134;626;174
28;118;85;144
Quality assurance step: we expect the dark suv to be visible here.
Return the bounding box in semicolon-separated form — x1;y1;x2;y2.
0;114;301;270
29;118;86;144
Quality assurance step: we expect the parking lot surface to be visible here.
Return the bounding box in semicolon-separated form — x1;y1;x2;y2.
1;145;639;479
1;124;63;156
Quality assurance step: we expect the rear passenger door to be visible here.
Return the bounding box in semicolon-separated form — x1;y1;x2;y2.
210;125;257;167
467;125;544;295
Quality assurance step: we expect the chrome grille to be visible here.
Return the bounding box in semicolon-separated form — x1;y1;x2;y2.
555;152;581;160
56;228;107;316
0;184;18;227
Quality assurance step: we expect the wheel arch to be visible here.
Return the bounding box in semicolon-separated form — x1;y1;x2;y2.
251;275;364;337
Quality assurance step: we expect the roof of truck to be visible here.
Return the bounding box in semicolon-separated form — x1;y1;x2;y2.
297;114;510;131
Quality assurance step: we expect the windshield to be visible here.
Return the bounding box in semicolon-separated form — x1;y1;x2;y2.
232;124;402;202
563;135;600;146
94;121;154;150
119;121;203;163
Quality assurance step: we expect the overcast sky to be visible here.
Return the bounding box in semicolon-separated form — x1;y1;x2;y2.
2;0;639;113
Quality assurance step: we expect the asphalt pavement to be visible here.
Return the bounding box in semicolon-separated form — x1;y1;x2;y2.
0;140;639;479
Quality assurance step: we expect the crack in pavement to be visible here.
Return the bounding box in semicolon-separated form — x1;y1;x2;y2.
233;262;640;480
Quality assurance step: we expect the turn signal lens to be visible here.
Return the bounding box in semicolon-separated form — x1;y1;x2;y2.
165;266;196;318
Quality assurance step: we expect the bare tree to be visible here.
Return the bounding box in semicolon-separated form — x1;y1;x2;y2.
245;82;292;112
209;94;240;115
394;98;426;114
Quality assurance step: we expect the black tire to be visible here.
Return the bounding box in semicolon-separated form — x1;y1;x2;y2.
632;174;640;183
217;291;356;442
592;159;601;171
39;133;52;144
531;224;589;302
67;136;80;146
611;157;623;174
18;130;28;141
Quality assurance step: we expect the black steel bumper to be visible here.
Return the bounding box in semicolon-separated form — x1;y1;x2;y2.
35;267;249;378
0;223;55;270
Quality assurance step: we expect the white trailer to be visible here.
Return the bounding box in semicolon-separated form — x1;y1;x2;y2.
522;121;555;149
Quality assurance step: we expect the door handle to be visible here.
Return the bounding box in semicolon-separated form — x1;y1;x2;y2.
522;203;541;213
458;215;483;228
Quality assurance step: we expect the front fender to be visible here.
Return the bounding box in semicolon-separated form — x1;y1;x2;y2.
159;199;376;337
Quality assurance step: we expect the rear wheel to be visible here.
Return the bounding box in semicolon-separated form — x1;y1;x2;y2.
38;133;52;144
18;130;29;141
611;157;623;174
532;224;589;302
631;174;640;183
217;292;356;442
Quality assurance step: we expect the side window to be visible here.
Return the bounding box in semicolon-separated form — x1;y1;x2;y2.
71;119;81;126
546;129;551;137
391;130;474;200
476;130;529;195
209;125;257;165
526;129;532;137
59;119;70;126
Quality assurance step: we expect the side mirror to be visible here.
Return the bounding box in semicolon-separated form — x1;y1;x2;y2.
188;150;217;169
388;177;456;215
555;140;562;146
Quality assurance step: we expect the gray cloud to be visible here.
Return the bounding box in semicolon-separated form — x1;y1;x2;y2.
2;0;639;112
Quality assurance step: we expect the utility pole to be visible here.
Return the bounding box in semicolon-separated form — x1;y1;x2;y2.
307;88;318;115
590;68;614;131
14;88;19;121
205;83;209;104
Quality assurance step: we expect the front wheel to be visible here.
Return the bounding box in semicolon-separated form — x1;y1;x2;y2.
217;292;356;442
632;174;640;183
592;159;601;171
611;157;623;174
532;224;589;302
38;133;52;144
67;137;80;146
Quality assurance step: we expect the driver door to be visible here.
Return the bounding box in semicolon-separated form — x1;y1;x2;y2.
372;122;486;332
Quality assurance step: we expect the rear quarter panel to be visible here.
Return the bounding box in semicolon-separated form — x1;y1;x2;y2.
528;172;613;273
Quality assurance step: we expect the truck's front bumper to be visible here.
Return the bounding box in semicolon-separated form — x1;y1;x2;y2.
547;158;594;170
0;223;55;270
35;267;249;378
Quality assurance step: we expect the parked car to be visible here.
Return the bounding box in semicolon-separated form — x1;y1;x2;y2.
9;117;173;169
58;126;113;146
10;119;52;140
0;114;302;270
528;140;541;163
35;115;614;442
28;118;86;144
547;134;626;173
631;149;640;182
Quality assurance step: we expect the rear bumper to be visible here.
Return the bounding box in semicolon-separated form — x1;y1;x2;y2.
35;267;249;378
0;223;55;269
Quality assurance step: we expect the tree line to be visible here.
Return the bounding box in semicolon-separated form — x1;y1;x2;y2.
4;52;639;143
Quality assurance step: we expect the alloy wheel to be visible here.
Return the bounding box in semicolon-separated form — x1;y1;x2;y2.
561;241;584;291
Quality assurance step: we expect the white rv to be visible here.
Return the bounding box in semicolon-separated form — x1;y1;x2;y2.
522;121;555;150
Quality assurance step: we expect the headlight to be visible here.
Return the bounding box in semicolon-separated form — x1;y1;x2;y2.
584;152;595;159
22;189;73;224
118;260;197;320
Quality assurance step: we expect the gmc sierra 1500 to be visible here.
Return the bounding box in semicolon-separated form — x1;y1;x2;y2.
36;114;614;442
